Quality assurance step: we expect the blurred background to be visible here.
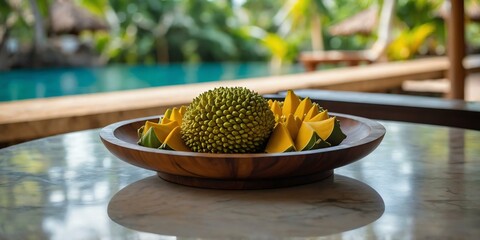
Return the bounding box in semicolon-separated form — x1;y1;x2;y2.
0;0;479;103
1;0;479;69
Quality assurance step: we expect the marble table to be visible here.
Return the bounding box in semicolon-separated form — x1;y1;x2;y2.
1;120;479;239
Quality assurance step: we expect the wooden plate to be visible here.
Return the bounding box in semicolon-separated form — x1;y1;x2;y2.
100;113;385;189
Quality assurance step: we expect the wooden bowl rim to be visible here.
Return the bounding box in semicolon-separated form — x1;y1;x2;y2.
99;112;385;159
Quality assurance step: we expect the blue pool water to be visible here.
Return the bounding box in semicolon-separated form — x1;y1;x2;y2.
0;63;304;102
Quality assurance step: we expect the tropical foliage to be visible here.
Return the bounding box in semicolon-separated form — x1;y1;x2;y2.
1;0;479;68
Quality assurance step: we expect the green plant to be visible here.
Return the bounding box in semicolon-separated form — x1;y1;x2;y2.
387;23;436;60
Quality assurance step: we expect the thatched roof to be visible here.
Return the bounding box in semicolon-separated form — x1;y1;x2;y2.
328;6;378;36
49;0;108;35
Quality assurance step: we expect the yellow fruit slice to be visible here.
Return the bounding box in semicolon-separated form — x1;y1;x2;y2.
169;107;183;125
295;122;331;151
143;121;179;142
294;116;303;130
265;123;296;153
163;108;173;119
154;122;179;142
143;121;158;136
270;100;283;119
294;97;313;121
304;104;320;121
306;117;346;146
160;126;191;151
306;110;329;122
284;114;300;141
160;116;173;124
306;117;335;140
179;105;187;116
295;122;318;151
282;90;300;116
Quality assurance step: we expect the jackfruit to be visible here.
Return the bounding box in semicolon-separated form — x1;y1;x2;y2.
181;87;275;153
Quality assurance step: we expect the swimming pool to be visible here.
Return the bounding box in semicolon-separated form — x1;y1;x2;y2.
0;63;304;102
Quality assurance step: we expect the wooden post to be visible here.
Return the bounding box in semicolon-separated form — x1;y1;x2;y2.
447;0;466;100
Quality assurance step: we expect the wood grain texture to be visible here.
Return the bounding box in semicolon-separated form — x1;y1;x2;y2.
99;113;385;189
157;170;334;189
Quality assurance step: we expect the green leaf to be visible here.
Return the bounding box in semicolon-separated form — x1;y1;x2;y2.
325;119;346;146
312;136;331;149
387;23;436;60
76;0;109;17
261;33;289;59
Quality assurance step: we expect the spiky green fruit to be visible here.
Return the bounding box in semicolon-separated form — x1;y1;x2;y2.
181;87;275;153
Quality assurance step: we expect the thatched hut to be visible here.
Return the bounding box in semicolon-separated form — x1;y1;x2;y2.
328;6;378;36
6;0;109;69
48;0;108;35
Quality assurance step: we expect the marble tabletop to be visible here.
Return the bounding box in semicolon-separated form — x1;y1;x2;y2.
0;120;479;239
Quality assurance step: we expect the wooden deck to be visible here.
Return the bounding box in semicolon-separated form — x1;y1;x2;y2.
1;55;479;145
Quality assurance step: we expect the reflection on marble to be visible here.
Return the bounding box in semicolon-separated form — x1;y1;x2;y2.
1;121;480;239
0;130;153;240
108;175;384;238
336;122;480;239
